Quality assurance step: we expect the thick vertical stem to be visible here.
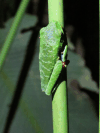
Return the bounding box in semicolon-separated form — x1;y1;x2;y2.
48;0;64;27
48;0;68;133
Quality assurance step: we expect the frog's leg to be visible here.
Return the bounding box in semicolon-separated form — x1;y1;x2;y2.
61;45;68;62
61;45;68;67
45;60;62;95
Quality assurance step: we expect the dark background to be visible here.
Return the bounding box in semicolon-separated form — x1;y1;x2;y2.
0;0;99;114
0;0;98;86
0;0;99;132
64;0;99;86
0;0;99;99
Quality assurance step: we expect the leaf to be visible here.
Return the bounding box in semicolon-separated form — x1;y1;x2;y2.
67;50;99;94
0;15;98;133
0;14;44;133
0;13;37;50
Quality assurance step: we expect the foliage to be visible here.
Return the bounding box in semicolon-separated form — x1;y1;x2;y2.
0;14;98;133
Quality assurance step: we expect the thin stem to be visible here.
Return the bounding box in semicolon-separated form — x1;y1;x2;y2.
0;0;30;70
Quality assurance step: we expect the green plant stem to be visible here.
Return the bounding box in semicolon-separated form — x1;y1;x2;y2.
0;0;30;70
48;0;68;133
52;81;68;133
99;0;100;133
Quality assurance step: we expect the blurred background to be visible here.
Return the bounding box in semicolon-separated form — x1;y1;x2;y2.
0;0;99;133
